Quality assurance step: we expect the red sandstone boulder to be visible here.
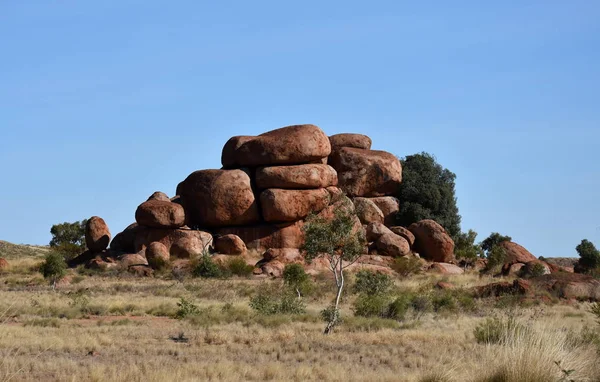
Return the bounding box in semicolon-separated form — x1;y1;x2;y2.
376;233;410;257
498;241;537;265
135;200;185;228
147;191;170;202
216;221;304;251
146;242;170;267
110;223;141;253
533;273;600;301
353;198;384;225
389;226;415;247
507;263;526;276
524;260;551;276
260;260;286;278
329;133;372;151
260;188;330;222
134;227;213;258
429;263;464;275
366;222;394;242
328;147;402;197
409;220;455;263
0;258;8;271
214;234;247;255
222;124;331;167
177;169;260;227
262;248;303;263
120;253;148;268
85;216;111;252
325;186;344;201
368;197;400;226
476;279;532;298
255;164;338;190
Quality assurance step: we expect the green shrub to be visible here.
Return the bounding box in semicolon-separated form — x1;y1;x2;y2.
249;285;306;315
410;295;433;314
175;297;200;319
484;246;507;273
192;254;222;278
391;257;422;277
225;257;253;277
474;317;529;344
352;269;393;296
386;296;411;320
353;294;390;318
283;264;310;292
529;262;547;278
40;251;67;286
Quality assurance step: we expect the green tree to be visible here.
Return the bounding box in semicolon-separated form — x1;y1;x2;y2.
49;220;87;259
454;229;485;260
480;232;512;253
575;239;600;273
302;209;365;334
40;251;67;289
283;263;310;298
395;152;461;238
480;232;511;273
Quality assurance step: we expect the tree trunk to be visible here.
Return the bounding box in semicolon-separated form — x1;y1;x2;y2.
324;261;344;334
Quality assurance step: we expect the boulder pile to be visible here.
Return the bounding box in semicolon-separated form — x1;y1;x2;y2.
69;124;455;276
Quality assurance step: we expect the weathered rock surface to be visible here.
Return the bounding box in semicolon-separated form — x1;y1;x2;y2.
120;253;148;268
135;200;185;228
110;223;141;253
146;242;170;267
376;233;410;257
147;191;170;202
177;169;260;227
85;217;111;252
216;221;304;251
222;124;331;167
409;220;455;263
389;226;415;247
524;260;551;276
366;222;394;242
353;197;384;225
429;262;464;275
498;241;537;265
329;133;372;151
255;164;337;190
260;188;330;222
214;234;247;255
476;279;532;298
262;248;303;263
134;227;213;258
329;147;402;197
532;272;600;301
368;196;400;226
507;263;525;276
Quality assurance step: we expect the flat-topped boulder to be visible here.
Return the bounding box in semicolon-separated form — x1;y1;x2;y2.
260;188;330;222
255;164;337;189
329;133;372;151
176;169;260;227
222;124;331;167
329;147;402;197
135;200;185;228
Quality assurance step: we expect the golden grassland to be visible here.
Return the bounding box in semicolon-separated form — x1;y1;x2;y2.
1;256;600;382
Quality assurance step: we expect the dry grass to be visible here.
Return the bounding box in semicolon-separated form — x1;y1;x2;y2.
0;262;599;381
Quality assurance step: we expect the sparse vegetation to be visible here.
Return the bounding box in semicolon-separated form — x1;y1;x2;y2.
575;239;600;274
40;251;67;288
49;220;87;259
192;253;223;278
224;257;253;277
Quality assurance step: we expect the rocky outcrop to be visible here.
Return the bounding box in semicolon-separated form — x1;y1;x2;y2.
222;124;331;168
135;200;185;228
176;169;260;227
134;227;213;258
353;198;384;225
85;217;111;252
146;242;170;267
216;221;304;251
260;188;330;222
368;197;400;226
409;220;455;263
329;147;402;197
329;133;372;151
255;164;337;190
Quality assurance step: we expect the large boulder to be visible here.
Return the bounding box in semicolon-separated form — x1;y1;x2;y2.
329;133;372;151
498;241;537;265
110;223;141;253
214;234;247;255
222;124;331;168
366;222;394;242
176;169;260;227
85;216;111;252
408;220;455;263
260;188;330;222
532;272;600;301
329;147;402;197
135;200;185;228
134;227;213;258
146;242;170;267
375;233;410;257
429;263;464;275
216;221;304;251
389;226;415;247
353;198;384;225
120;253;148;268
368;197;400;226
255;164;338;190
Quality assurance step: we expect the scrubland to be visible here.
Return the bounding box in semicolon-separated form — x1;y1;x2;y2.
1;254;600;382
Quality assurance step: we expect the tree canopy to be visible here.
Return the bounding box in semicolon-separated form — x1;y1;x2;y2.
575;239;600;273
49;220;87;259
395;152;461;238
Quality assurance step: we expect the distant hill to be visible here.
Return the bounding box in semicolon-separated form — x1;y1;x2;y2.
0;240;50;259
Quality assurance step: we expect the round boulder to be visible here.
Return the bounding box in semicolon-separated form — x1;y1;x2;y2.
389;226;415;247
376;233;410;257
366;222;394;242
429;263;464;275
214;234;247;255
147;191;170;202
216;221;305;252
368;196;400;226
260;188;330;222
498;241;537;265
135;200;185;228
329;133;372;151
222;124;331;167
353;197;384;225
85;216;111;252
329;147;402;197
408;220;455;263
110;223;141;253
146;242;170;268
176;169;260;227
255;164;338;190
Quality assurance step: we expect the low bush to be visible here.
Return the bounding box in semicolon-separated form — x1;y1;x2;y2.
249;285;306;315
40;251;67;287
474;316;529;345
392;256;423;277
352;269;393;296
192;254;222;278
175;297;200;319
225;257;253;277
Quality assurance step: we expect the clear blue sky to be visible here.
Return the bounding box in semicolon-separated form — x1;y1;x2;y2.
1;1;599;258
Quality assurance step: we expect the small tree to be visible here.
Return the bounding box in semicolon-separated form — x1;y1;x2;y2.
283;263;310;298
40;251;67;289
481;232;512;253
454;229;484;261
575;239;600;273
49;220;87;259
302;210;365;334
